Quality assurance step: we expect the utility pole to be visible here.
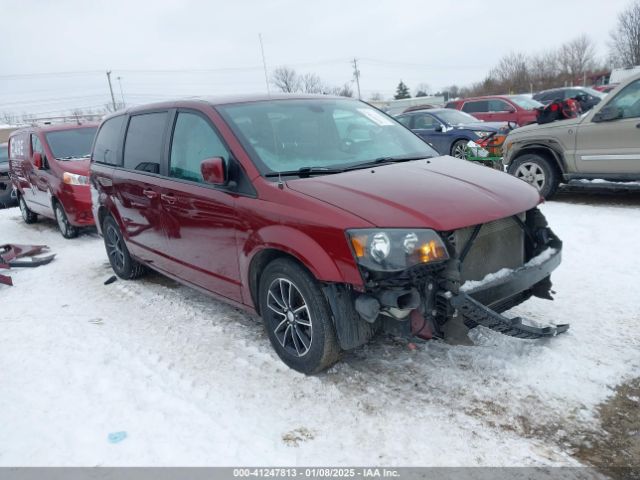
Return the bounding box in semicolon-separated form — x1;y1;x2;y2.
106;70;117;111
117;76;125;107
352;58;361;100
258;33;271;95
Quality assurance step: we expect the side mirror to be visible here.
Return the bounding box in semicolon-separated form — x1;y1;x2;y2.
434;124;443;132
594;105;623;122
200;157;227;185
504;105;516;113
33;152;43;169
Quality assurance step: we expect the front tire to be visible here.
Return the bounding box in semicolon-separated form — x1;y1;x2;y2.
54;202;79;239
508;153;560;199
102;215;146;280
259;258;340;374
19;195;38;224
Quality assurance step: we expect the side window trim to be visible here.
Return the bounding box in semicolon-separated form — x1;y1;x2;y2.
166;107;257;197
121;109;171;176
92;114;127;166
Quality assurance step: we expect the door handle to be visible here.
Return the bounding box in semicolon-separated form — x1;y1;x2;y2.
161;193;176;205
142;188;158;199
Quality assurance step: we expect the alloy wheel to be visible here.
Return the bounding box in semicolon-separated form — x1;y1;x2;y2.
19;197;28;222
514;162;546;191
105;224;126;272
266;278;313;357
452;142;468;159
55;206;69;235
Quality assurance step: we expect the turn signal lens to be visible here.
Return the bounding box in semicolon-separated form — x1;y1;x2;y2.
350;234;367;258
419;239;448;263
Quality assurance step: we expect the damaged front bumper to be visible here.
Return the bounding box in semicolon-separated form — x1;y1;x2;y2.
335;208;568;348
449;242;568;338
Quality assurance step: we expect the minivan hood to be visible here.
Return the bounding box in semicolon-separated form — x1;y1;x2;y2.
286;156;540;231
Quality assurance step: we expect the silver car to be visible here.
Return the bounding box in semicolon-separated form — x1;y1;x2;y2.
503;73;640;198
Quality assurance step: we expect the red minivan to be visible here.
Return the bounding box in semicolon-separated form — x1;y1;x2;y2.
91;95;566;373
445;95;543;126
9;124;98;238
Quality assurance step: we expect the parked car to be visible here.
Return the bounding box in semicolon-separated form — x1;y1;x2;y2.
395;108;505;158
91;95;565;374
504;73;640;198
533;86;605;112
445;95;543;126
8;124;98;237
0;143;17;208
594;84;618;94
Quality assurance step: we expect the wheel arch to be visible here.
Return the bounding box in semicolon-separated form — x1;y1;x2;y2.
511;143;567;174
449;137;472;155
243;224;354;312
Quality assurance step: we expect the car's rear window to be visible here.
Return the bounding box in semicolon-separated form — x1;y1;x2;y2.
45;127;97;160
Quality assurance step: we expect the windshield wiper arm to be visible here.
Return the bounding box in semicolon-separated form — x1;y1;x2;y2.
264;166;345;178
344;155;431;171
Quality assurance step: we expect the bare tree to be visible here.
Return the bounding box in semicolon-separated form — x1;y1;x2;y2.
368;92;384;101
271;66;301;93
610;0;640;67
557;35;597;81
300;73;327;94
1;111;17;125
490;51;530;93
332;83;354;98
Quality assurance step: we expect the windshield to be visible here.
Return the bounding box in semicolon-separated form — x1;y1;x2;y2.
579;87;606;99
217;99;438;175
435;109;480;125
510;96;544;110
45;127;97;160
0;145;7;163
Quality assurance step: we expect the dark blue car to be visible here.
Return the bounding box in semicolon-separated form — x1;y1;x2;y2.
395;108;505;158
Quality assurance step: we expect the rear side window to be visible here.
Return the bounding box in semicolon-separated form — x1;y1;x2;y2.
169;112;230;183
488;100;511;112
94;116;125;165
123;112;168;173
462;101;488;113
0;145;8;163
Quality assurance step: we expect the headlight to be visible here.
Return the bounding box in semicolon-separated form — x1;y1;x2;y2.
63;172;89;185
347;229;449;272
473;131;492;138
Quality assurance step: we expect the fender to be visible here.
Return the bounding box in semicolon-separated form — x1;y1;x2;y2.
240;224;361;309
512;141;568;173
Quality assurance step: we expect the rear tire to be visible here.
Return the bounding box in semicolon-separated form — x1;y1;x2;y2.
450;139;469;159
54;202;79;239
508;153;560;199
102;215;146;280
19;195;38;224
259;258;340;374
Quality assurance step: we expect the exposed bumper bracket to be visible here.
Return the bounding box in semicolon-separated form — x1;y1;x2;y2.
450;292;569;339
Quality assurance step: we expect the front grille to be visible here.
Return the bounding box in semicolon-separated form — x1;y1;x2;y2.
453;214;525;281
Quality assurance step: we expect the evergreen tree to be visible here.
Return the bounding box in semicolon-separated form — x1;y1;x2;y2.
394;81;411;100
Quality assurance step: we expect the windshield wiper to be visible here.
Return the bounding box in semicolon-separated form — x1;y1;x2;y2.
344;155;431;171
264;166;345;178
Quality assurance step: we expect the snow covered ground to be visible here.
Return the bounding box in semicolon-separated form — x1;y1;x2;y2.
0;191;639;469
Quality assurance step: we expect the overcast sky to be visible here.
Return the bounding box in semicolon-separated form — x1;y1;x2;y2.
0;0;632;118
